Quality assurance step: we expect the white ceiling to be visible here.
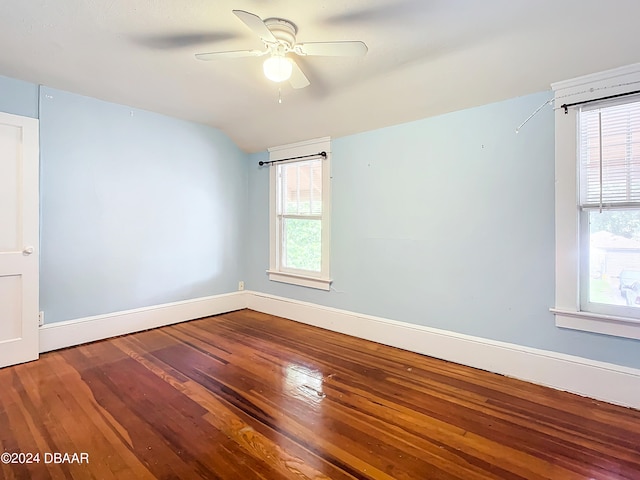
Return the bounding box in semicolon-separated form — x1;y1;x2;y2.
0;0;638;152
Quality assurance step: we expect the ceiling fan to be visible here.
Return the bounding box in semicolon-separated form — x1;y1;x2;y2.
195;10;368;89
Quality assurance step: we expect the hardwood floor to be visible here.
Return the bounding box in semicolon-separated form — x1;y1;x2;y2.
0;309;639;479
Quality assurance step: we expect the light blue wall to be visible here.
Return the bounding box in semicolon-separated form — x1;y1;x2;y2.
246;91;640;369
1;72;637;369
0;74;39;118
39;87;247;323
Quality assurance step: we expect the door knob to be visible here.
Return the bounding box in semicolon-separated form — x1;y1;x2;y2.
22;246;34;256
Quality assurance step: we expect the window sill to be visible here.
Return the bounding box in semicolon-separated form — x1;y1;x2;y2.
550;307;640;340
267;270;332;291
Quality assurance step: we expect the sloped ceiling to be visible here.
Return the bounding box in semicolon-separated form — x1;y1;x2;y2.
0;0;638;152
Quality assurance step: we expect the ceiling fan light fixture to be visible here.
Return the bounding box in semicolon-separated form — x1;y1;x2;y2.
263;55;293;83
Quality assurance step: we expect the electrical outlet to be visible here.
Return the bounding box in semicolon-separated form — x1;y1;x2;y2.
238;281;245;291
38;311;44;326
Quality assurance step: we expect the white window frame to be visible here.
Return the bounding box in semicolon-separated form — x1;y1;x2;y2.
267;137;331;290
551;63;640;340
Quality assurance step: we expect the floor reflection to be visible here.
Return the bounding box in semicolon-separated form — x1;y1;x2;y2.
284;363;327;405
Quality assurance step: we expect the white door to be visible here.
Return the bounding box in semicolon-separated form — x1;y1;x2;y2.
0;112;39;368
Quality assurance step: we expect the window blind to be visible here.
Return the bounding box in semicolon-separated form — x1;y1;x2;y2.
278;159;322;215
579;99;640;209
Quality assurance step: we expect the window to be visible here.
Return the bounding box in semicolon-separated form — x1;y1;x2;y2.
267;137;331;290
579;100;640;316
552;63;640;340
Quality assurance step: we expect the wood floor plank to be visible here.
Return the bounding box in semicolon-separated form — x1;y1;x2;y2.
0;309;639;479
111;335;349;480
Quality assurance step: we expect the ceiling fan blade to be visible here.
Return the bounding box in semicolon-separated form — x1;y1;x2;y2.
289;59;310;89
134;32;239;50
232;10;277;43
195;49;266;60
323;1;423;25
295;41;368;57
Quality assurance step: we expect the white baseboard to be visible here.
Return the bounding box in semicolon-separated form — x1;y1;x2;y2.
39;291;248;353
38;289;640;409
246;291;640;410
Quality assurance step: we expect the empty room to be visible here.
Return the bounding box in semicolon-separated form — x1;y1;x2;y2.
0;1;639;479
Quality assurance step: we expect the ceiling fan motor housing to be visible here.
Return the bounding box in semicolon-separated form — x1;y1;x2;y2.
263;18;298;50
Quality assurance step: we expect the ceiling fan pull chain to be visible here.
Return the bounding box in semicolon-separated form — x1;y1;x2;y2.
278;88;282;104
